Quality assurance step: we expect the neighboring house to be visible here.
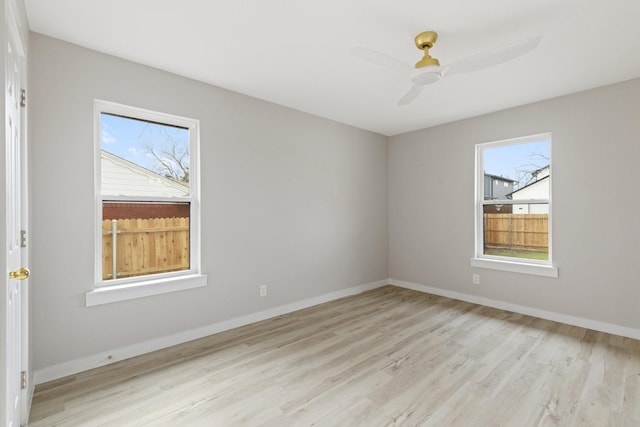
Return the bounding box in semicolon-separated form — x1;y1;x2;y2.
101;149;189;198
101;150;190;219
484;173;516;200
484;173;516;213
510;165;550;214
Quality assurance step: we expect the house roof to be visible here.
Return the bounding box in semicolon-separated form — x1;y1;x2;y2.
101;150;189;198
508;175;549;196
484;173;516;184
533;165;550;174
532;165;550;179
24;1;640;136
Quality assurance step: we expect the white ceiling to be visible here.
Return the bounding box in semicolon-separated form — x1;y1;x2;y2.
24;0;640;136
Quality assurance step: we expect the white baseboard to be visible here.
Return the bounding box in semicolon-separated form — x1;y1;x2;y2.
34;279;388;385
23;379;35;425
37;278;639;385
389;278;640;341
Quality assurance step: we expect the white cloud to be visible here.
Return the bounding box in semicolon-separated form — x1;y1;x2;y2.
101;128;117;145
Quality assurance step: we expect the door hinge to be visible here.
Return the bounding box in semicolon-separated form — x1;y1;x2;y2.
20;230;27;248
21;371;27;389
20;89;26;107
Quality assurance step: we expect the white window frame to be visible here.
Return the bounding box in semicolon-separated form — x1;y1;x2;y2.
87;100;207;306
471;133;558;278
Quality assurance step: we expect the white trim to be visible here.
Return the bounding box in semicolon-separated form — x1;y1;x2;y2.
483;199;547;205
86;274;208;306
92;100;202;292
389;278;640;341
95;265;202;289
37;279;388;384
475;132;554;267
470;257;558;278
101;195;190;203
24;381;35;424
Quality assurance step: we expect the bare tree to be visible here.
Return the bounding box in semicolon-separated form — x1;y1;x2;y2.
515;151;549;189
143;127;189;183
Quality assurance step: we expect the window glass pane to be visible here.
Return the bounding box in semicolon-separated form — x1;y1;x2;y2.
100;113;190;197
102;202;190;280
100;113;191;281
483;204;549;261
483;139;549;200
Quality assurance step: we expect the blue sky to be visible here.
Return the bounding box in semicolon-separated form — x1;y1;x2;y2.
483;139;550;188
100;113;189;173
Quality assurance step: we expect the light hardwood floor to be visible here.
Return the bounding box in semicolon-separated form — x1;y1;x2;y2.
28;286;640;426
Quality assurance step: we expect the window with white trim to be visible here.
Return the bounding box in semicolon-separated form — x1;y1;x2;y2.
90;100;205;304
472;133;557;277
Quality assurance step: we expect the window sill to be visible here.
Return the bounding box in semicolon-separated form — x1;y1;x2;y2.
470;258;558;278
86;274;207;306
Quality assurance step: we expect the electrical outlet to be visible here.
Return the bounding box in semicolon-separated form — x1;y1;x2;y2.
472;274;480;285
260;284;267;297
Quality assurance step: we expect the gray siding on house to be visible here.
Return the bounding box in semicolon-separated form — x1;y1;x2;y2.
483;174;515;200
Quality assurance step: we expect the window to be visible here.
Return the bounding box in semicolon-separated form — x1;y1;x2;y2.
471;133;558;277
88;100;206;306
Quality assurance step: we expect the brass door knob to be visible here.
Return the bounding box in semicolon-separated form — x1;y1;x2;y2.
9;267;29;280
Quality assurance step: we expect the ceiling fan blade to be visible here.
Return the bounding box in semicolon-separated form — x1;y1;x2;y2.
398;84;423;106
350;47;411;73
442;34;542;78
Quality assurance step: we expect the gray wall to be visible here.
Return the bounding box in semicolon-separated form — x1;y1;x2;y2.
29;34;388;370
29;31;640;373
389;78;640;329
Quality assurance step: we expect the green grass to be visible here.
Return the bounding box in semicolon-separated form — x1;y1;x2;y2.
484;248;548;261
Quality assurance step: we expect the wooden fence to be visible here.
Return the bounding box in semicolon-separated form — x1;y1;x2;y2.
102;217;189;280
484;213;548;251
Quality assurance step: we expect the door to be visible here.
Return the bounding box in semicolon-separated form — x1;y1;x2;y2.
4;8;27;427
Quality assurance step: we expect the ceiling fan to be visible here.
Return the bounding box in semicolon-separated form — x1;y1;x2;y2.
351;31;542;105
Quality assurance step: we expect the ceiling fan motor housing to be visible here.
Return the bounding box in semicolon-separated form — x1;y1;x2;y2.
414;31;440;68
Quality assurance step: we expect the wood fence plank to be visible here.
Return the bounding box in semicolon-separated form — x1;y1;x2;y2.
484;214;548;251
102;221;113;279
102;217;190;281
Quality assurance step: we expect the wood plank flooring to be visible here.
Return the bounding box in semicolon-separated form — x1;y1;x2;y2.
28;286;640;426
